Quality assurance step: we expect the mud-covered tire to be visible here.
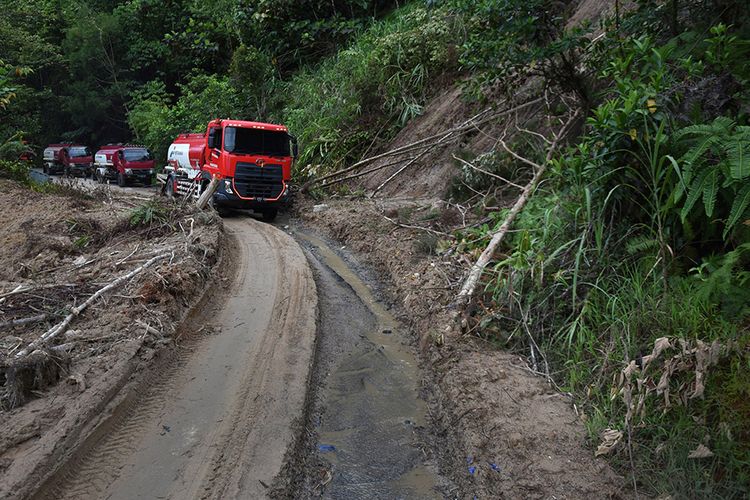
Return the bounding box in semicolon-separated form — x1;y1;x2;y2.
262;208;278;222
117;172;126;187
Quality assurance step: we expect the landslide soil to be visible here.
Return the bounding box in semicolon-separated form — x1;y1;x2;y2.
0;180;221;499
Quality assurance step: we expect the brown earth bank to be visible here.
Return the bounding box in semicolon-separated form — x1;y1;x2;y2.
294;196;627;499
0;180;222;499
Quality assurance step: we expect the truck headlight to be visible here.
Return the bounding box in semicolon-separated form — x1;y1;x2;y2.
224;180;233;194
125;168;133;174
149;169;154;174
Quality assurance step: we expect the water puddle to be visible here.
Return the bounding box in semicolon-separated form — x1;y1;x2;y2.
293;229;440;499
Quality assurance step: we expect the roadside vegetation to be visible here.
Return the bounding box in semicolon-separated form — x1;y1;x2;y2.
1;0;748;496
448;2;750;497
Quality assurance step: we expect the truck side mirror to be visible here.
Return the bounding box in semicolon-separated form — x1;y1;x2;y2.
290;135;298;158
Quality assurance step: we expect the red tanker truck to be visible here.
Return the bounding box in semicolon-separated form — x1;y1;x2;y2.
163;119;297;221
42;143;93;177
94;144;156;186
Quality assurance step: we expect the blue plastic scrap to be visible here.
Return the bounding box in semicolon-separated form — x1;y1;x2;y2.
468;465;477;475
318;444;336;453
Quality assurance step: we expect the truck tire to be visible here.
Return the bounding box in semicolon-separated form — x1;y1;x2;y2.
262;208;278;222
144;176;152;187
43;163;48;174
117;172;126;187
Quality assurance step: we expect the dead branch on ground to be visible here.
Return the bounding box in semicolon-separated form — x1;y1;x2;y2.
14;252;172;358
380;213;454;238
451;154;525;190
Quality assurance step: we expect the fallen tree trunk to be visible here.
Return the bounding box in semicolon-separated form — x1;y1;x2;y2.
455;111;579;306
300;98;545;193
14;252;171;358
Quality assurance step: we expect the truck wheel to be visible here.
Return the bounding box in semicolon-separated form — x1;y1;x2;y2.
262;208;278;222
144;177;152;187
165;177;175;198
43;164;48;174
117;172;126;187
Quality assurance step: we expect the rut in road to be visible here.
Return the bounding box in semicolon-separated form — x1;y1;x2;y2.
35;216;317;500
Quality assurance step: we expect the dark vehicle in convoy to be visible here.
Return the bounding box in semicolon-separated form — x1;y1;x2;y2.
94;144;156;186
42;144;93;177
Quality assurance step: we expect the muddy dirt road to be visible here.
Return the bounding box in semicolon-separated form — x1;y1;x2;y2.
35;217;317;499
276;229;443;498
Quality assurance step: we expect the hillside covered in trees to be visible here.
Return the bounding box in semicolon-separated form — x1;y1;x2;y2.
2;0;750;497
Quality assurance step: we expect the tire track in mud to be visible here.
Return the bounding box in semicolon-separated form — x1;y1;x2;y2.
33;216;318;500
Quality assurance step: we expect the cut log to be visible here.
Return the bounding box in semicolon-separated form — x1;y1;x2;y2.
196;176;221;210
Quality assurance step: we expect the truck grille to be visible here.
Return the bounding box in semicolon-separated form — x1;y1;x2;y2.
233;162;283;199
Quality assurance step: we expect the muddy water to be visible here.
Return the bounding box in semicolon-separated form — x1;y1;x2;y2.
293;229;440;499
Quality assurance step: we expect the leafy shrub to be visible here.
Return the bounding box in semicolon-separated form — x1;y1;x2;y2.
129;200;169;227
0;159;30;182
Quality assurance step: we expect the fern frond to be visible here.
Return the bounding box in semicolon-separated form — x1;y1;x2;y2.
674;116;734;140
703;169;718;217
724;129;750;180
626;235;660;255
724;184;750;238
681;168;709;221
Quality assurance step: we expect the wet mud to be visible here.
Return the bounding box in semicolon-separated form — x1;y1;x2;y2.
286;228;442;499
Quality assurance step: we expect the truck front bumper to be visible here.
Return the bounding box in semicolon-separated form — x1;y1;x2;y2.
212;180;290;210
125;169;154;183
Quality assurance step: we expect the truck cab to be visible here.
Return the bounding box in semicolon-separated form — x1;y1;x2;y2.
164;119;297;220
43;143;93;177
94;144;156;186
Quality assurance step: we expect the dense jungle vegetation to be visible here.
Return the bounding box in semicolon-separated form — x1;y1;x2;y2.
1;0;749;496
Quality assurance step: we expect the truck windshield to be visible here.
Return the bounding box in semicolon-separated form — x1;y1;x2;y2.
69;147;91;157
224;127;290;157
123;148;153;162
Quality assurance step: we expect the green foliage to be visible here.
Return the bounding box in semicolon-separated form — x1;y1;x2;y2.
128;75;243;163
452;0;592;101
0;159;31;183
280;3;458;177
675;117;750;238
129;200;169;227
461;8;750;495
